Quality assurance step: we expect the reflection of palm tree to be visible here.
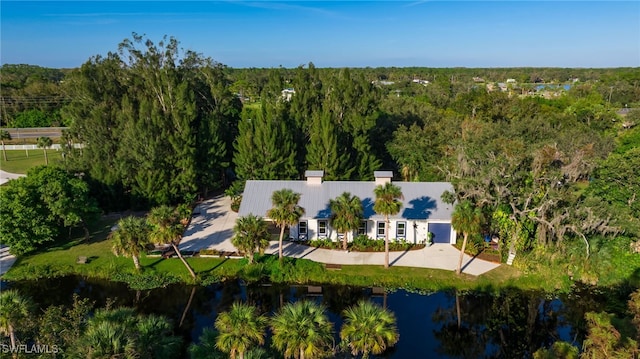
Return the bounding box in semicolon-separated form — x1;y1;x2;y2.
148;205;196;278
340;300;399;359
373;182;403;269
329;192;363;251
271;301;333;359
267;189;305;261
215;302;267;359
0;290;32;350
232;215;270;264
451;200;482;275
111;216;151;271
37;136;53;165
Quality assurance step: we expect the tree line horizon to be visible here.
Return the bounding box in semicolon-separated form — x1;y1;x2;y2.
1;34;639;284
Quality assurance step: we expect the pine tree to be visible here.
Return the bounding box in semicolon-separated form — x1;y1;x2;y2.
305;110;352;180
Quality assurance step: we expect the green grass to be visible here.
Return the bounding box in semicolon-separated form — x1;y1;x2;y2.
0;215;584;293
0;149;63;174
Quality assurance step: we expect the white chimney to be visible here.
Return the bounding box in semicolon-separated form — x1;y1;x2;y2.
374;171;393;185
305;170;324;185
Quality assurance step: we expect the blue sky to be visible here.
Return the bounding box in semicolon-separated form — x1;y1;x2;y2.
1;1;639;68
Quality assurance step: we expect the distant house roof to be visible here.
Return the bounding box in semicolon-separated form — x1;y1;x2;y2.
238;180;455;221
617;108;637;116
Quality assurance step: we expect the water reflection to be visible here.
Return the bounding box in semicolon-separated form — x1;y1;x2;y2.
5;277;624;358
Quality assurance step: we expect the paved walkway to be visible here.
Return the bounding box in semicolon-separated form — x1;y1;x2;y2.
0;170;26;186
181;195;501;276
0;245;17;276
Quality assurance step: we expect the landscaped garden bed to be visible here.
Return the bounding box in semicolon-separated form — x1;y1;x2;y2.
299;235;425;252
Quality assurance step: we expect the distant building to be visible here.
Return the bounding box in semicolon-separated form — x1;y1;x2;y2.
281;88;295;101
472;77;485;83
506;78;517;84
412;78;430;85
371;80;395;86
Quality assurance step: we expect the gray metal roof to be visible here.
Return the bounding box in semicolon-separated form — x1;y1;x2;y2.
305;170;324;178
373;171;393;178
238;180;454;221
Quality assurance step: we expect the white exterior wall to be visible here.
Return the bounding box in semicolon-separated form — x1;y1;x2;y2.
292;218;455;244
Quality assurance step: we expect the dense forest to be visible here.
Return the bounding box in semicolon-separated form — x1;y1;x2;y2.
1;35;639;283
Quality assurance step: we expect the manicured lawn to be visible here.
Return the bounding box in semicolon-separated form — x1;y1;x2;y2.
0;149;63;174
4;215;573;292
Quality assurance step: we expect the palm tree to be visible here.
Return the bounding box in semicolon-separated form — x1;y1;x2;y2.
37;136;53;165
135;314;182;359
0;290;33;349
451;200;483;275
267;189;305;261
148;205;197;279
73;307;181;359
329;192;363;251
1;130;11;161
232;215;270;264
111;216;151;271
373;182;403;269
215;302;268;359
340;301;399;358
271;301;334;359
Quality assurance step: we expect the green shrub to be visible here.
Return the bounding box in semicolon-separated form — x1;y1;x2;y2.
112;272;181;290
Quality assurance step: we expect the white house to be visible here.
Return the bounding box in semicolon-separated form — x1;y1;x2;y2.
281;88;295;101
238;171;457;245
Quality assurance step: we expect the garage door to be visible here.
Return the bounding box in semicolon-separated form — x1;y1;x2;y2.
428;223;452;244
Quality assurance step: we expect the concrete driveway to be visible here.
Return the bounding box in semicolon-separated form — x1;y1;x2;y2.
0;170;26;186
179;195;238;253
179;195;500;276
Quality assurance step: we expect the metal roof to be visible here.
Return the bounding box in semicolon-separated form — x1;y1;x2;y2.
238;180;455;221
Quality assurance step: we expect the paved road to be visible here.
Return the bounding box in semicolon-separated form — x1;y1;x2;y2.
3;127;66;139
0;245;17;276
180;195;501;276
0;170;26;185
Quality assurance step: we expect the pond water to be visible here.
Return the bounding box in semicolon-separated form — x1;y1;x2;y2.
3;277;630;358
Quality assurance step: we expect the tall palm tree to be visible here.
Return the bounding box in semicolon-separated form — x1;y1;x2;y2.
0;290;33;349
329;192;363;251
232;215;271;264
1;130;11;161
451;200;483;275
340;300;399;358
37;136;53;165
373;182;403;269
271;301;334;359
111;216;151;271
267;189;305;261
148;205;196;279
215;302;268;359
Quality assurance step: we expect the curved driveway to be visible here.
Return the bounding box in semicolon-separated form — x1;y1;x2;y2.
180;195;500;276
0;170;26;185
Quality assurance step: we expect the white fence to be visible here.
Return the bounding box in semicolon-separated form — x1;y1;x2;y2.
2;144;84;150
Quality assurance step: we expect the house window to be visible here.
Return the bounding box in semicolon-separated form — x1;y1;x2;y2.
357;220;367;235
298;221;307;240
318;220;328;238
377;221;386;238
396;221;406;238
